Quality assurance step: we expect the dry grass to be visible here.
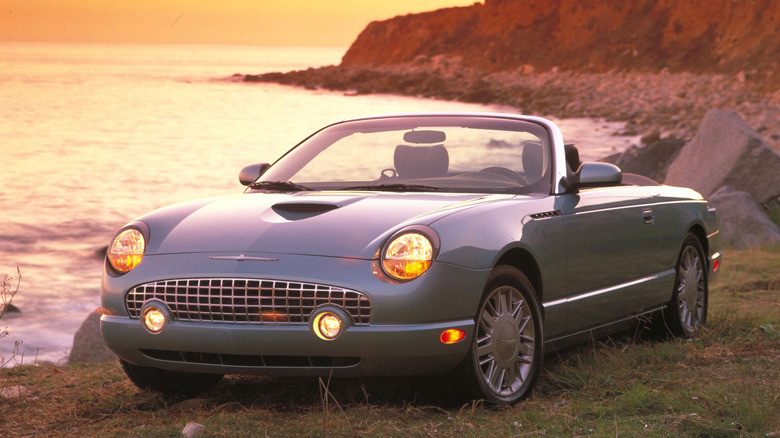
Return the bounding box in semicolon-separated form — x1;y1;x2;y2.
1;248;778;437
1;267;21;368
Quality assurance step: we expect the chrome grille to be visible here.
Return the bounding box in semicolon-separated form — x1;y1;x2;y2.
126;278;371;325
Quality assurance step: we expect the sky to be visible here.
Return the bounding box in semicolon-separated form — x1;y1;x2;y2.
1;0;480;47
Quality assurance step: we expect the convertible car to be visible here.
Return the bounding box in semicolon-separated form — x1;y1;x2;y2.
101;113;720;403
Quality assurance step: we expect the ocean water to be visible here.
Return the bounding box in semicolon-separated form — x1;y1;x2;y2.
0;42;639;365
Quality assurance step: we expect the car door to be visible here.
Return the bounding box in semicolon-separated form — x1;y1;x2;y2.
557;185;663;331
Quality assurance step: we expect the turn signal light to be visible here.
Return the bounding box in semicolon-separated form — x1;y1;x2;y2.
712;252;720;272
440;329;466;344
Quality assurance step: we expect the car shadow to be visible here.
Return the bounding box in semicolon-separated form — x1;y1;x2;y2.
201;372;470;411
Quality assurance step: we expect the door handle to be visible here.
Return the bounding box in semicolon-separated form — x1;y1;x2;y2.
642;208;655;225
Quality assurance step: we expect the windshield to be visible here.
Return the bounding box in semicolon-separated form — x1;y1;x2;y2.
254;115;552;194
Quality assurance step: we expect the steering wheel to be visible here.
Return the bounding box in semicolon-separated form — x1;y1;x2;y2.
478;167;528;185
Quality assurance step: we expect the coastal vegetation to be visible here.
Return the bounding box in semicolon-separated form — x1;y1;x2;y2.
1;268;21;368
2;247;778;437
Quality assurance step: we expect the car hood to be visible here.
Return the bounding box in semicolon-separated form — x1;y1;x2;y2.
142;191;506;259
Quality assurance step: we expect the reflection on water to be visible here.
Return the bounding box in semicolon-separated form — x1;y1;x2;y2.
0;42;640;365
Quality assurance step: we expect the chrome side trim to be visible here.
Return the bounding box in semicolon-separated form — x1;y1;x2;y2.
566;199;707;217
543;269;675;308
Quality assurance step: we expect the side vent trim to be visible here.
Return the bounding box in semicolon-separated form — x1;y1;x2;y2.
530;210;561;219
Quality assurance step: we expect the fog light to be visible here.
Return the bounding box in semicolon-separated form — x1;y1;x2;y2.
313;312;342;340
142;307;167;333
440;329;466;344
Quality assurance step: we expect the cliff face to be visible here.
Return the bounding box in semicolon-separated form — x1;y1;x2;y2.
246;0;780;149
341;0;780;81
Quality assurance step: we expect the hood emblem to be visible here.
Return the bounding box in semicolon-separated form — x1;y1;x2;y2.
209;254;279;262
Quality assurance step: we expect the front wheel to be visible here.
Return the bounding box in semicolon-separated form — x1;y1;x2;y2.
664;233;708;337
120;360;224;397
460;266;543;404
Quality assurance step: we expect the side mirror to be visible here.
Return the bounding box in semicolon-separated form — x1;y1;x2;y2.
563;162;622;191
239;163;270;186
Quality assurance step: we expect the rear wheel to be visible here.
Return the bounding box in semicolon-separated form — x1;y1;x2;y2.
461;266;543;404
120;360;224;397
664;233;708;337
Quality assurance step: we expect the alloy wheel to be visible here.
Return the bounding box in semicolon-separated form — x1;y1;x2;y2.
475;284;536;398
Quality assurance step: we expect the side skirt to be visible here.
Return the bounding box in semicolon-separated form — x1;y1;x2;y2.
544;304;667;353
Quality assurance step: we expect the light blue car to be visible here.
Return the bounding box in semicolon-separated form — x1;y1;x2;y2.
101;113;720;403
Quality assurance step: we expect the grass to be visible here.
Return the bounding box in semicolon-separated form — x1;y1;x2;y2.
1;247;778;437
1;267;21;368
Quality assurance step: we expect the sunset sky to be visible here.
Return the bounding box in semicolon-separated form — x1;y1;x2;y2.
1;0;479;46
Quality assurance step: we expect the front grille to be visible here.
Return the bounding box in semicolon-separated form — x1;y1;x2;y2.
141;349;360;368
126;278;371;325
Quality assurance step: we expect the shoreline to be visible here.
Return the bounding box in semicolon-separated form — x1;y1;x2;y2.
245;62;780;151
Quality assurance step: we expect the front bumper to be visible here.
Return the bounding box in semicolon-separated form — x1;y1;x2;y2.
101;315;474;376
101;252;490;376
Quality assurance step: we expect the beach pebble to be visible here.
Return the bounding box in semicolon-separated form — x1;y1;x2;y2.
0;385;29;399
182;422;205;438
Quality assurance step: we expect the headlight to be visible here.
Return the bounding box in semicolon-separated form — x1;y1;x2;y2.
107;228;146;273
381;227;439;281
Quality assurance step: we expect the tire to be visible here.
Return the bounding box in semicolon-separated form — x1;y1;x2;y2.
120;360;224;397
664;233;708;337
460;266;543;404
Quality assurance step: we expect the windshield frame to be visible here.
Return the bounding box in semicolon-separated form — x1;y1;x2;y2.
251;114;555;195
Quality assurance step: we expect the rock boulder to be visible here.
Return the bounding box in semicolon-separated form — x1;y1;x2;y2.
665;109;780;204
709;186;780;248
69;308;116;364
604;138;685;182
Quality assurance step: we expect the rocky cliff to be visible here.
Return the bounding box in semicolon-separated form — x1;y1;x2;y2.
342;0;780;85
245;0;780;147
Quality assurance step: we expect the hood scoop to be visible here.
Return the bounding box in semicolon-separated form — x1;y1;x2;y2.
271;201;340;220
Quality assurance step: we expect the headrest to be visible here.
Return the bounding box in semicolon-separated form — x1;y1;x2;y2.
394;145;449;179
565;144;581;172
522;142;544;182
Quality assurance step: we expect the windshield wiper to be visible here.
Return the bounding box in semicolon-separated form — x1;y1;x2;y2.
339;183;447;192
249;181;312;192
